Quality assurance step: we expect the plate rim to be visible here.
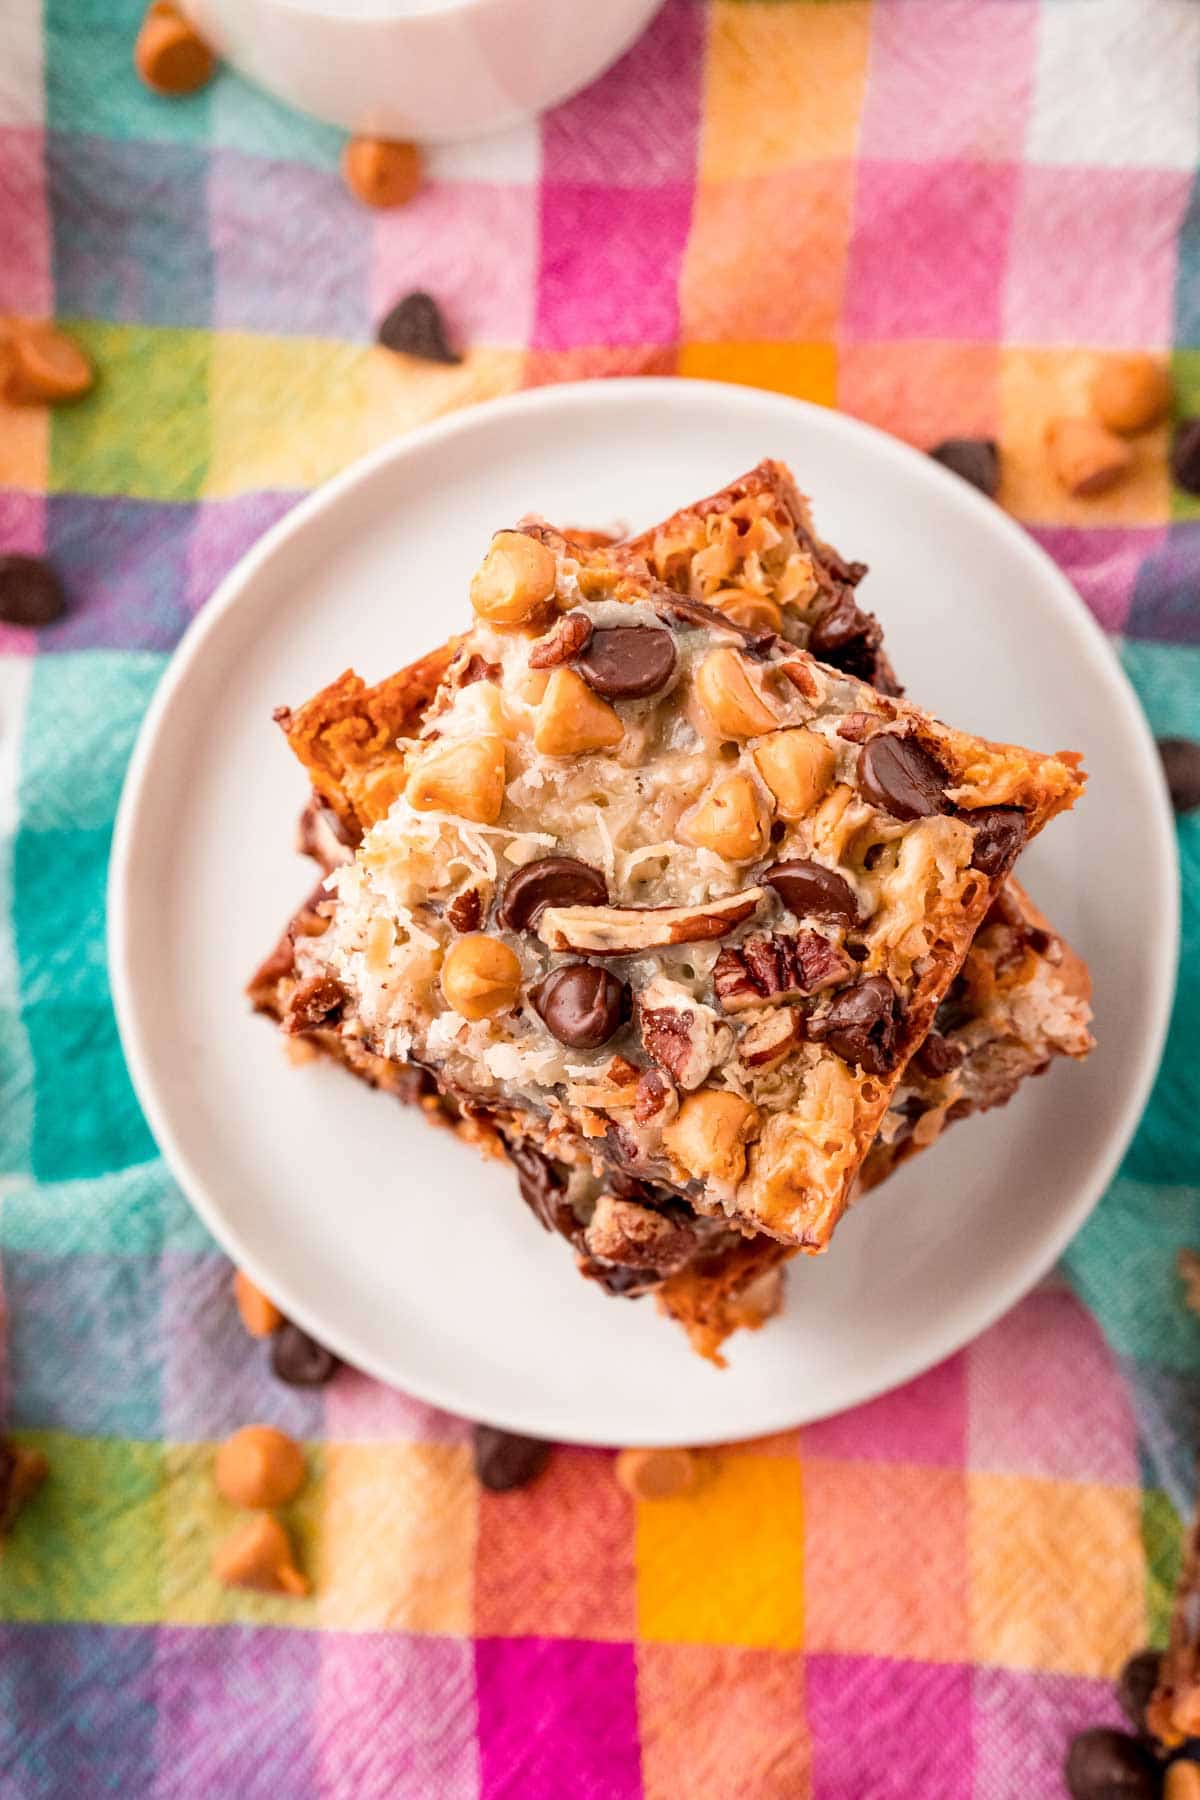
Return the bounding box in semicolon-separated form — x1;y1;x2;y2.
108;377;1180;1444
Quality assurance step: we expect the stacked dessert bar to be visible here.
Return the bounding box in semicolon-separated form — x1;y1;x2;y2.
250;463;1092;1363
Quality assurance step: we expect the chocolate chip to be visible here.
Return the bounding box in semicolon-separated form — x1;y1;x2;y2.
496;856;607;932
858;734;951;821
377;290;461;364
913;1031;964;1078
929;438;1000;498
472;1424;552;1493
1172;418;1200;496
270;1322;340;1387
530;962;629;1049
1064;1727;1159;1800
574;625;678;699
1116;1649;1163;1737
505;1140;574;1236
0;554;66;628
1159;738;1200;813
967;805;1028;878
653;591;778;656
583;1260;661;1296
764;859;860;924
813;975;901;1076
806;586;885;683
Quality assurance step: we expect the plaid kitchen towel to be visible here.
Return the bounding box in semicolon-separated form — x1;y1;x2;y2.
1;0;1199;1794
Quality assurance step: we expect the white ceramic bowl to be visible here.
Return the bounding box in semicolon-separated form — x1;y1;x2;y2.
182;0;665;142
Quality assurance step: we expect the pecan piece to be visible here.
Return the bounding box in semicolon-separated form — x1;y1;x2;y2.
713;931;851;1012
528;611;593;669
634;1067;677;1125
446;887;482;933
639;989;733;1092
283;974;346;1034
537;889;763;955
738;1009;803;1069
457;653;502;687
583;1195;698;1276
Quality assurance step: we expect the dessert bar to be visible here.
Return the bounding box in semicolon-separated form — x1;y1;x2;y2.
272;520;1084;1253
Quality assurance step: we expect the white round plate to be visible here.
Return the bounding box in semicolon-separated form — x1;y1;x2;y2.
110;379;1177;1446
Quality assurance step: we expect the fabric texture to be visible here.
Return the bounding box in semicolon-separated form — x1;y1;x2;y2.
2;0;1199;1794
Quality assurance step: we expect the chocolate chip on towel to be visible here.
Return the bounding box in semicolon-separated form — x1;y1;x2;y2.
1115;1649;1163;1737
1171;419;1200;496
1064;1727;1159;1800
472;1424;552;1493
271;1321;340;1387
377;291;461;364
0;554;66;628
1159;738;1200;813
929;438;1000;499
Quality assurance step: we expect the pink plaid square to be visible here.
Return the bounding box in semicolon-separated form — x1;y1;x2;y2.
858;0;1038;164
968;1286;1140;1487
845;159;1020;341
0;127;50;314
371;182;538;349
535;184;692;349
1005;164;1188;347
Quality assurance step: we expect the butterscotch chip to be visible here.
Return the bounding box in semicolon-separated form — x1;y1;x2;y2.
134;3;216;95
1091;355;1172;436
342;137;422;209
1167;1763;1200;1800
233;1267;283;1338
215;1425;305;1510
615;1446;697;1501
1045;417;1132;497
3;324;94;406
212;1512;309;1595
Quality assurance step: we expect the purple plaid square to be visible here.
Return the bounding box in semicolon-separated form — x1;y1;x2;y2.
1031;526;1166;635
1128;523;1200;645
42;494;196;652
973;1668;1125;1800
534;184;692;349
807;1656;973;1799
211;149;372;340
160;1250;326;1442
48;133;214;329
475;1637;641;1799
184;491;300;616
541;0;704;187
6;1250;162;1438
314;1633;479;1799
0;1624;158;1797
154;1626;322;1799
